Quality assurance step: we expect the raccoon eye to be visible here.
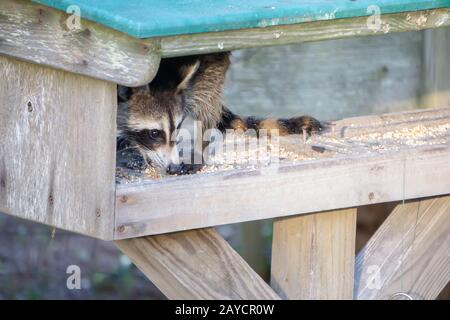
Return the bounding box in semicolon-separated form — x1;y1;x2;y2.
148;129;162;139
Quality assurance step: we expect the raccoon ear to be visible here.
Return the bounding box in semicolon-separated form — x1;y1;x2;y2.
176;60;200;94
130;85;150;94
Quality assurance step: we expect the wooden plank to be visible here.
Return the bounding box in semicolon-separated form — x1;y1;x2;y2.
354;195;450;300
160;8;450;57
0;0;160;86
271;208;357;300
114;107;450;239
225;31;424;121
421;27;450;108
0;56;116;240
115;228;280;300
3;1;449;86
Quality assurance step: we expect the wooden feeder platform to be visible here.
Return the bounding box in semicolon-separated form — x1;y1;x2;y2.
114;107;450;239
0;0;449;300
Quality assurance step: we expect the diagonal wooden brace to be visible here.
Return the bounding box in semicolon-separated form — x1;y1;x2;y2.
115;228;280;300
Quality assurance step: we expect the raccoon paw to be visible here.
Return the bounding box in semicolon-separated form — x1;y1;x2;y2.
166;162;204;175
180;163;204;175
284;115;324;137
299;116;324;136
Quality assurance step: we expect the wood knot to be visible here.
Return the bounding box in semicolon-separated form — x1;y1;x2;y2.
117;225;126;233
120;195;128;203
48;195;54;206
95;208;101;217
81;28;91;37
37;8;46;23
27;101;33;112
368;192;375;201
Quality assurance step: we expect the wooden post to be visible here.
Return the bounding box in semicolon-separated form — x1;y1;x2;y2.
0;56;116;239
115;228;280;300
271;208;357;299
355;195;450;300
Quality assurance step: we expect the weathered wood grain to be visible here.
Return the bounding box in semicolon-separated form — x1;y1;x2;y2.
115;228;280;300
160;8;450;57
354;195;450;300
0;56;116;239
0;0;160;86
421;27;450;108
271;209;357;300
115;107;450;239
225;31;424;120
3;1;449;87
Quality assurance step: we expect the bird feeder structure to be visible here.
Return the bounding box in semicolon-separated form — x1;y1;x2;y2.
1;0;449;299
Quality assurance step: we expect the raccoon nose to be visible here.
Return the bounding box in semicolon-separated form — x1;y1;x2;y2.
166;163;183;175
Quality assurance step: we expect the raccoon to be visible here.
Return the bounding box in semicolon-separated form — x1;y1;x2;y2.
118;52;322;175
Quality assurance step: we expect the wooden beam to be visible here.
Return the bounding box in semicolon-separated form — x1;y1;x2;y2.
2;1;449;85
115;228;280;300
354;195;450;300
160;8;450;57
0;0;160;86
271;209;357;299
0;56;116;239
115;107;450;239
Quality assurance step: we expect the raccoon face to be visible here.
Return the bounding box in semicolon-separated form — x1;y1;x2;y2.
118;87;186;174
118;58;201;174
118;58;207;174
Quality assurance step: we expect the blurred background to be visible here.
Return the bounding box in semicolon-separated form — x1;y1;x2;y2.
1;27;449;299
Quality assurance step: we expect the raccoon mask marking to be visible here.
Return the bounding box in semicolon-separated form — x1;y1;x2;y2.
117;59;199;174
